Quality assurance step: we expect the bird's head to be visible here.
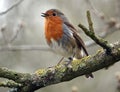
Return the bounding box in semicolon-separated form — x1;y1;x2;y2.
41;9;68;23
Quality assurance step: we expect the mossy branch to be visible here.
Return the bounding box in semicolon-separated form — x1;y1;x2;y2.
87;11;95;32
78;10;112;53
0;11;120;92
0;42;120;92
0;67;31;83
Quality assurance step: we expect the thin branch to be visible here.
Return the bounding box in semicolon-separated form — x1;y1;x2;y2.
0;0;24;16
79;23;112;52
0;24;8;43
84;0;120;47
87;11;94;32
0;22;24;44
10;28;21;43
79;11;112;53
85;19;120;47
0;45;51;52
85;25;119;47
9;21;25;43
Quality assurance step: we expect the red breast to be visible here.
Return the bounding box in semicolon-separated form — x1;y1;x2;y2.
43;9;63;44
44;11;63;44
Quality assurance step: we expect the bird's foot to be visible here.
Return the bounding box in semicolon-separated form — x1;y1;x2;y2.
64;57;73;68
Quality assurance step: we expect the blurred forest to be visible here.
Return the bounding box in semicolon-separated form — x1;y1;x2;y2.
0;0;120;92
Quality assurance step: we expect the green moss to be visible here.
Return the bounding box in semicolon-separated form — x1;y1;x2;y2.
35;69;46;76
71;56;91;71
55;65;66;73
55;65;66;79
82;55;91;61
98;49;103;53
100;38;108;44
71;60;80;71
94;49;104;56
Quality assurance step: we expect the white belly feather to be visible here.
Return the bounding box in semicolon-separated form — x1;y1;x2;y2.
50;39;73;57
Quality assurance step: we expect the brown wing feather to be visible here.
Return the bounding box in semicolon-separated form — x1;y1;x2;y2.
64;22;94;78
64;22;89;56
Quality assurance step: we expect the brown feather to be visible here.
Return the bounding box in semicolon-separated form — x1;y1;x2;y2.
64;22;89;56
64;22;93;78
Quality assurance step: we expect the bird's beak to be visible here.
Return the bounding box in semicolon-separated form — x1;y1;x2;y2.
41;13;48;17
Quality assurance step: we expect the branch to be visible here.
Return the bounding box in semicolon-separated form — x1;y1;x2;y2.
9;21;24;43
79;11;112;53
0;67;31;83
84;0;120;47
0;45;51;51
0;0;24;16
0;24;8;43
0;42;120;92
85;24;120;47
0;21;25;44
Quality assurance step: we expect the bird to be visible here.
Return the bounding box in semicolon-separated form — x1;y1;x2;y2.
41;9;93;78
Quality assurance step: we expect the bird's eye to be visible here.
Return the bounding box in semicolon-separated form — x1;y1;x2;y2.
52;13;57;16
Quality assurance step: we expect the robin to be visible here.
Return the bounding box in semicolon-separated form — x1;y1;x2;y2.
41;9;93;78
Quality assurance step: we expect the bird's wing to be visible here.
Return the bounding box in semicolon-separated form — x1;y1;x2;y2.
64;22;89;56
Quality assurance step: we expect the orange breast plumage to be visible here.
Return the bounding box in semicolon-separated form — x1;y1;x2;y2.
45;16;63;44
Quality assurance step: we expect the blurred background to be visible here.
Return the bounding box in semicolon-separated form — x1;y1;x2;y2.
0;0;120;92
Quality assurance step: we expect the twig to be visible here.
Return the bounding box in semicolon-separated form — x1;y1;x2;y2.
10;28;21;43
85;25;119;47
0;22;23;44
84;0;120;47
78;11;112;53
85;14;120;47
0;45;51;52
9;21;25;43
0;24;8;43
0;0;24;16
87;11;94;32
